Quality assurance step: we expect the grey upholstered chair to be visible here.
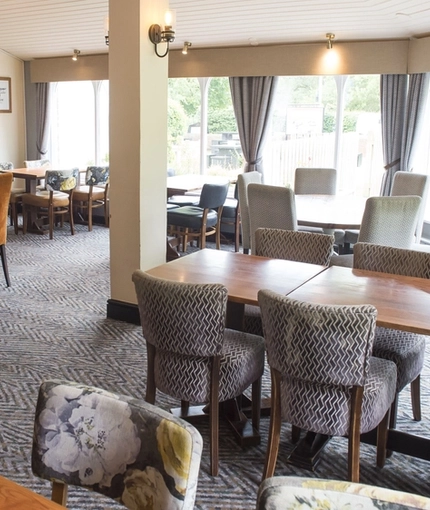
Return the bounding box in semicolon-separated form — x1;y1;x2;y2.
73;165;110;231
344;172;429;249
22;168;79;239
237;171;262;254
331;195;422;267
248;183;297;254
294;167;345;250
132;270;265;476
258;292;397;483
0;161;25;234
243;228;335;336
167;182;229;251
32;379;203;509
353;242;429;437
0;172;13;286
220;181;240;252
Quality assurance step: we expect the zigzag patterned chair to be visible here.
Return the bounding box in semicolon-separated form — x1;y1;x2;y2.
132;270;265;476
258;292;397;483
353;242;429;437
32;379;203;509
243;228;335;337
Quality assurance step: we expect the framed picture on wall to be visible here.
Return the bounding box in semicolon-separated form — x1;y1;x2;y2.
0;77;11;113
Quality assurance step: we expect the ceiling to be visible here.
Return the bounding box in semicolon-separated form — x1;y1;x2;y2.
1;0;430;61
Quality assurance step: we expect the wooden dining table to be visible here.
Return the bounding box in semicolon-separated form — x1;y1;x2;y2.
0;475;62;509
0;167;47;194
166;174;232;198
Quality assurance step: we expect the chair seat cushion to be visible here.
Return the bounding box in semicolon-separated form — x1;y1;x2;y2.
221;198;238;218
73;186;106;201
154;329;265;403
168;206;218;229
279;356;397;436
372;327;426;392
168;195;200;206
22;191;70;207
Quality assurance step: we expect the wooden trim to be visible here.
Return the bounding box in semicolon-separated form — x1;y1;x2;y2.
106;299;140;324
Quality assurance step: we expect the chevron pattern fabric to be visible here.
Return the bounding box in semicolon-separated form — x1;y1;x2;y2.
354;242;429;402
243;229;334;337
294;168;337;195
258;291;397;436
237;171;262;252
32;379;203;509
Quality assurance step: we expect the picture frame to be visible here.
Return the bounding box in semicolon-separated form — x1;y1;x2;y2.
0;77;11;113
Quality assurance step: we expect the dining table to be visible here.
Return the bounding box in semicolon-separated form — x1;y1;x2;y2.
166;174;232;198
0;475;62;509
0;167;47;194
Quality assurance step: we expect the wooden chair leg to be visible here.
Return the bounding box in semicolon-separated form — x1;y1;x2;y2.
348;386;363;483
251;377;261;432
88;199;93;231
376;408;390;468
389;394;399;429
411;375;421;422
69;207;76;236
22;204;28;234
145;342;157;404
209;357;221;476
0;245;11;287
51;481;68;506
291;425;302;444
262;369;282;481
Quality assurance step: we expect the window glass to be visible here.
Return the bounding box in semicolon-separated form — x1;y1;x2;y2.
99;81;109;165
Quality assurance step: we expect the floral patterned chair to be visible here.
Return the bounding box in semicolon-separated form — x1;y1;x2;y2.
32;379;203;509
257;476;430;509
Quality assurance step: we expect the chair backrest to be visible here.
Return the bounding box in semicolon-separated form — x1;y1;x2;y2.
237;171;262;251
353;242;430;278
391;171;429;243
132;270;228;357
32;379;203;510
198;182;229;210
248;183;297;254
258;291;376;387
294;167;337;195
85;165;110;186
24;159;51;169
0;173;13;245
45;169;79;192
0;161;13;170
255;228;334;266
357;195;422;249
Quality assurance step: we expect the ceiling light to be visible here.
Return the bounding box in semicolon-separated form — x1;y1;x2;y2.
326;33;335;49
148;10;176;58
72;49;80;61
182;42;192;55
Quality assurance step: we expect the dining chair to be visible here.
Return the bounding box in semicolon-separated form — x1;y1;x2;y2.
0;162;25;235
294;167;345;250
353;242;429;443
248;183;297;254
167;181;229;251
243;228;335;337
72;165;110;231
237;171;262;254
32;379;203;509
258;292;397;483
331;195;422;267
0;172;13;287
344;172;429;250
220;181;240;252
22;168;79;239
23;159;51;169
132;270;265;476
257;476;430;509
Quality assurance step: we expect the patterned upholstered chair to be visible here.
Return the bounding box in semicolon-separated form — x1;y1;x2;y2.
331;195;422;267
220;181;240;252
24;159;51;169
237;171;262;254
72;165;110;231
132;270;265;476
32;379;203;509
248;183;297;254
0;161;25;235
294;167;345;250
167;182;229;251
22;168;79;239
353;242;429;435
0;172;13;286
258;292;397;482
243;228;335;337
257;476;430;509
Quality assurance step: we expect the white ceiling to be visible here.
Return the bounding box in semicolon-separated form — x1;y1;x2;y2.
1;0;430;61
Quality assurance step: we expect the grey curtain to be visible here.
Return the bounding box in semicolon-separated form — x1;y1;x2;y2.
400;73;430;174
229;76;278;177
35;82;52;157
380;74;408;195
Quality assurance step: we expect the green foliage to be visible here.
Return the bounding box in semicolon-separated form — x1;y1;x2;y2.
207;107;237;133
168;78;200;121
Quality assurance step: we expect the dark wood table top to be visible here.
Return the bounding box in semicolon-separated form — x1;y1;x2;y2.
167;174;231;197
288;265;430;335
146;249;327;305
0;475;62;509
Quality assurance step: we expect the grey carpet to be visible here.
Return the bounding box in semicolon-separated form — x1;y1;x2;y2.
0;224;429;509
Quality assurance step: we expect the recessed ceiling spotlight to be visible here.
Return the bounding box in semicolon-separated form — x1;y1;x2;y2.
248;38;259;46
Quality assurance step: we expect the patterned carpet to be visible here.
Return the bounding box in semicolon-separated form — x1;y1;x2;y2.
0;224;429;509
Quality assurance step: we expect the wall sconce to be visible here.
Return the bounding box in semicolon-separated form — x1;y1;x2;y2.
148;10;176;58
326;33;335;49
182;42;192;55
72;49;80;61
104;15;109;46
